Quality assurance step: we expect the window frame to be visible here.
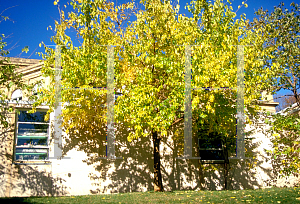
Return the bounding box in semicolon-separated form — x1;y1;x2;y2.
13;108;50;163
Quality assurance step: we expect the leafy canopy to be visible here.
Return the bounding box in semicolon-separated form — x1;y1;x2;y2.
34;0;278;158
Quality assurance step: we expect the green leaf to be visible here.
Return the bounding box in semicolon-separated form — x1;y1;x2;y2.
22;46;29;53
9;81;14;88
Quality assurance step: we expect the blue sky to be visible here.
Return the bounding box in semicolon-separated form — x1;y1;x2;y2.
1;0;296;59
0;0;297;106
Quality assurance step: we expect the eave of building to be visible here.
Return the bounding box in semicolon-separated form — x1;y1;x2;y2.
0;57;45;81
278;102;300;116
257;101;280;107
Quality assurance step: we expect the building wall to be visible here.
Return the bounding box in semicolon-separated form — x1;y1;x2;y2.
2;110;300;197
1;58;299;197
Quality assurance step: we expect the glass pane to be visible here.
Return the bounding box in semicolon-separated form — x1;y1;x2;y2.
18;123;49;135
15;148;48;160
16;137;48;146
17;111;48;122
199;150;225;160
198;139;222;149
17;123;48;147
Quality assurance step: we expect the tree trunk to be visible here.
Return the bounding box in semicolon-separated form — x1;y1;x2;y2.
153;131;164;192
198;161;205;190
224;162;228;190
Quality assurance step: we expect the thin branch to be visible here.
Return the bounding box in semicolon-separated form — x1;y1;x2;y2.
27;45;38;59
171;116;184;126
234;0;248;14
0;5;18;23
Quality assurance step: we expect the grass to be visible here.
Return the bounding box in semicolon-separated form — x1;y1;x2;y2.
1;186;300;203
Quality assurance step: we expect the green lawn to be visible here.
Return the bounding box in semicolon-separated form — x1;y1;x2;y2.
1;186;300;203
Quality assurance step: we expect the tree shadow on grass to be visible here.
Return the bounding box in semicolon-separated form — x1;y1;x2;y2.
0;197;38;204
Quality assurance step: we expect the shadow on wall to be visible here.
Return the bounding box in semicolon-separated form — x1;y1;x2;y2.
226;127;263;191
56;112;284;193
258;114;300;188
59;113;204;194
160;121;202;192
11;165;68;197
62;120;154;194
22;104;295;195
0;113;67;198
225;114;296;190
169;115;281;191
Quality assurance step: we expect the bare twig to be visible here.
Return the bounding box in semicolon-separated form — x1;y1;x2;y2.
0;5;18;23
234;0;248;15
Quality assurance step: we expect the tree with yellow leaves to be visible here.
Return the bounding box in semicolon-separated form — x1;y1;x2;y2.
35;0;279;192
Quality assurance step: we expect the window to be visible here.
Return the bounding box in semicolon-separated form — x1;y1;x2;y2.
14;110;50;161
115;92;122;102
11;89;22;101
198;136;228;164
197;121;230;164
33;84;43;96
